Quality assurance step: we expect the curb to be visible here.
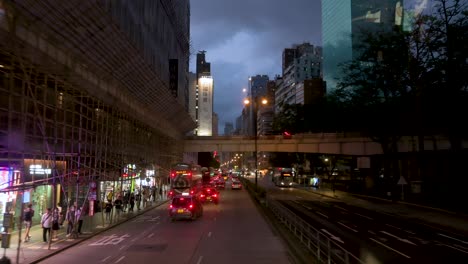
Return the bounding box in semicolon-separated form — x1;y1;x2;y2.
29;200;168;264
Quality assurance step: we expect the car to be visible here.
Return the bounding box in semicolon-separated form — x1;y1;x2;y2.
215;179;225;189
198;187;220;204
168;194;203;221
231;180;242;190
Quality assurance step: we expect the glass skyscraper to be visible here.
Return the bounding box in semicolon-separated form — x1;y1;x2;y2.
322;0;402;91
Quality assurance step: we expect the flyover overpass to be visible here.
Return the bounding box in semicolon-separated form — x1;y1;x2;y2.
184;133;460;156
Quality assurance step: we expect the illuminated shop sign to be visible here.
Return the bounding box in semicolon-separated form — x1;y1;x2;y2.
0;167;12;190
29;165;51;175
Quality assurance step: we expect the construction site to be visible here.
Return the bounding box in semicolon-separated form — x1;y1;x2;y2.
0;0;195;226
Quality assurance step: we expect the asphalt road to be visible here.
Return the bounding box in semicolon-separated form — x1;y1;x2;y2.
40;181;292;264
258;175;468;264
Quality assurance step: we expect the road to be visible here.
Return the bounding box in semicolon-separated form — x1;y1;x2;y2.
40;181;292;264
256;174;468;264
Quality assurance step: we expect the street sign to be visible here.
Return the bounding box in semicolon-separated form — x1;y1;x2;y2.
397;176;408;185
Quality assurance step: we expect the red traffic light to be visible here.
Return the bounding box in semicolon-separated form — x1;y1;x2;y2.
283;131;292;139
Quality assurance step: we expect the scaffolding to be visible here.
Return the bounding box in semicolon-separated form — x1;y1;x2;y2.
0;0;195;214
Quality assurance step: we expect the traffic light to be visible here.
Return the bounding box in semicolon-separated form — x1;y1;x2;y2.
283;131;292;139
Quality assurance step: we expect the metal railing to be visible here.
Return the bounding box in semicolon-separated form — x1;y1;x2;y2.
266;198;365;264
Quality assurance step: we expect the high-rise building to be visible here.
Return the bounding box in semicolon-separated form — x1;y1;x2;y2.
276;43;323;113
194;51;214;136
224;122;234;136
322;0;403;91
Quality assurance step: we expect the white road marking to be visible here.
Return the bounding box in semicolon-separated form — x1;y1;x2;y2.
370;238;411;258
301;204;312;210
386;224;402;230
90;234;130;246
196;256;204;264
147;233;154;238
335;205;348;211
405;230;416;235
101;256;111;262
338;222;358;232
208;232;212;237
119;245;125;250
296;196;302;199
368;230;376;235
321;229;344;244
438;233;468;244
316;211;329;218
355;213;373;220
380;231;416;245
115;256;125;263
438;243;468;254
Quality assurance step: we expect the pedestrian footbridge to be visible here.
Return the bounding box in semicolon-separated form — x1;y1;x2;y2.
184;133;459;156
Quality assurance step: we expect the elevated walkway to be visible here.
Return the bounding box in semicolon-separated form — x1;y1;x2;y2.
184;133;464;155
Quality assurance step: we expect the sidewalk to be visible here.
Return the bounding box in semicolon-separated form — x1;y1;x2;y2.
0;199;169;264
296;185;468;235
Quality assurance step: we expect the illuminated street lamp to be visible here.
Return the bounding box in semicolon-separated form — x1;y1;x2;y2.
244;96;268;190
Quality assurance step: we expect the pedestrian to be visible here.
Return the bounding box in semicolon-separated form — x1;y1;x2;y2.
66;205;75;237
56;202;64;226
41;208;52;243
159;187;163;200
23;203;34;242
75;206;84;234
114;196;123;218
51;207;60;240
105;200;112;221
129;194;135;212
136;193;141;210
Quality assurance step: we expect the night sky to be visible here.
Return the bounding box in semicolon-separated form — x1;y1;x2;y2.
190;0;322;133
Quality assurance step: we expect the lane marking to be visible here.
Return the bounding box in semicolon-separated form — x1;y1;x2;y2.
301;204;312;210
370;238;411;258
335;206;348;211
321;229;344;244
115;256;125;263
147;233;154;238
316;211;329;219
338;222;358;232
119;245;125;250
405;230;416;235
438;243;468;254
196;256;204;264
355;213;373;220
368;230;376;235
438;233;468;244
208;232;212;237
386;224;402;230
380;231;416;245
101;256;111;262
296;196;303;199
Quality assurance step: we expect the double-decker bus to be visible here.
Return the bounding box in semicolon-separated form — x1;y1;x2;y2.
167;163;202;198
272;167;294;187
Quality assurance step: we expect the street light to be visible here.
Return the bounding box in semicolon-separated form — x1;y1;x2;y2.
244;96;267;190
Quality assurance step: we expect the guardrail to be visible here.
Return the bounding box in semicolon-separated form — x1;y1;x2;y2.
266;197;365;264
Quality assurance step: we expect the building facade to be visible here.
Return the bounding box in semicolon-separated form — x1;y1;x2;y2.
322;0;403;91
0;0;194;226
193;51;214;136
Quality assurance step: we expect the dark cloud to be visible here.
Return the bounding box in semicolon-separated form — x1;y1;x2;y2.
190;0;322;133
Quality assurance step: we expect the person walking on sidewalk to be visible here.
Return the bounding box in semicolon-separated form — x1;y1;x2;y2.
75;206;84;234
23;203;34;242
105;200;112;222
66;205;76;237
51;207;60;240
129;194;135;212
41;208;52;243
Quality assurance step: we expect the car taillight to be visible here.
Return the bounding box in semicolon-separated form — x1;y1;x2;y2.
189;204;193;209
169;204;173;209
200;194;205;197
213;194;217;197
